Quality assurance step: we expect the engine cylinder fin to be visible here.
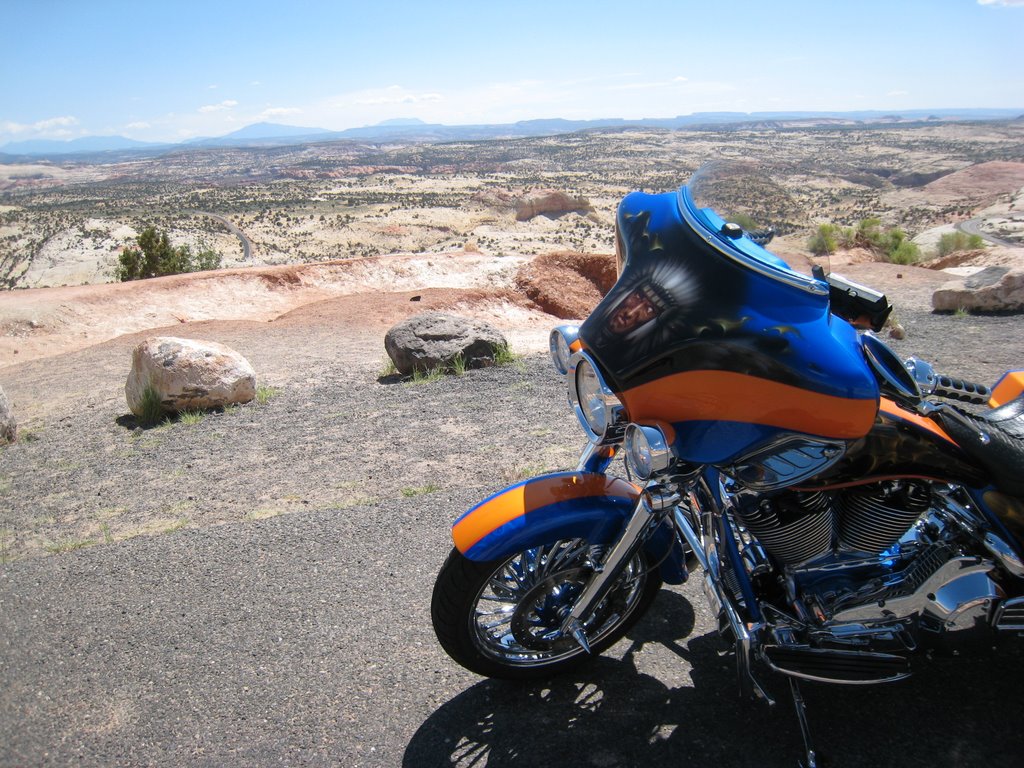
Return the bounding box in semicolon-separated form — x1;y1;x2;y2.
838;482;931;554
735;492;833;565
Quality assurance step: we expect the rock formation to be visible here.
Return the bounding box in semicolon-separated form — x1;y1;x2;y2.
384;312;507;375
514;190;592;221
932;266;1024;313
125;337;256;417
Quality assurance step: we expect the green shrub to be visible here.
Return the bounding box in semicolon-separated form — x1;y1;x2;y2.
118;226;222;281
937;231;985;257
887;239;920;265
809;218;919;264
855;218;885;250
136;384;167;427
808;224;839;256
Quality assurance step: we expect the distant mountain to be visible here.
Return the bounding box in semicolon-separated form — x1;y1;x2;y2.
220;121;332;140
375;118;427;127
3;109;1022;160
182;122;337;147
0;135;166;155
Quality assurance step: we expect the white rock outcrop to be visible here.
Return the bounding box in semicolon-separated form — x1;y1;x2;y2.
932;266;1024;313
126;337;256;417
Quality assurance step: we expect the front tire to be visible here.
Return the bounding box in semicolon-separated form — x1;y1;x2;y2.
431;538;662;679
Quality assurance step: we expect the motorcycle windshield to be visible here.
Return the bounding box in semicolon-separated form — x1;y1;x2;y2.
579;162;879;464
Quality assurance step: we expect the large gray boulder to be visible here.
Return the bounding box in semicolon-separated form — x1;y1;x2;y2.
384;312;507;375
125;337;256;417
932;266;1024;313
0;385;16;445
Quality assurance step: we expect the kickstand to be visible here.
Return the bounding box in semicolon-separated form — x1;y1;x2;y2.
789;678;817;768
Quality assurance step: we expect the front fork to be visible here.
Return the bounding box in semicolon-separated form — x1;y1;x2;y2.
557;467;816;766
558;483;679;650
556;459;764;687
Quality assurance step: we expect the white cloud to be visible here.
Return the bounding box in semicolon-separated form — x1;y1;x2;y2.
978;0;1024;6
198;99;239;113
1;115;79;139
126;121;151;130
887;89;910;97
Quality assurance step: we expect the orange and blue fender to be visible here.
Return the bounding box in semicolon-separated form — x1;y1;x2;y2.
451;471;687;584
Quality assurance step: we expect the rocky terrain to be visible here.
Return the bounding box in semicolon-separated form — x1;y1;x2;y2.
2;124;1024;767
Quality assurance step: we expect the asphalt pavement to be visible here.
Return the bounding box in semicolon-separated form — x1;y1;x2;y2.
3;484;1024;767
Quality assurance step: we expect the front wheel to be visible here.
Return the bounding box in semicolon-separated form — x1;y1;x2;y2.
431;538;662;679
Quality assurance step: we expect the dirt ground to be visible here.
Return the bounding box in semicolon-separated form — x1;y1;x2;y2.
1;244;1023;562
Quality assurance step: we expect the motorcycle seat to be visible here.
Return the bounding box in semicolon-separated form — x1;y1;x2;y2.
936;394;1024;498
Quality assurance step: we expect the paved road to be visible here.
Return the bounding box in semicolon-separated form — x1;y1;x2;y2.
3;491;1023;767
193;211;253;260
956;216;1023;249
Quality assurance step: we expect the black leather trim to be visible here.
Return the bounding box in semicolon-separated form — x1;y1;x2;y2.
935;395;1024;498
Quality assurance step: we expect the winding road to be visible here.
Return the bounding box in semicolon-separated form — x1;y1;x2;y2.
956;214;1023;249
192;210;252;260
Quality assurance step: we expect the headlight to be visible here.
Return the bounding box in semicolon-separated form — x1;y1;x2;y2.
567;352;625;444
624;424;673;481
549;325;579;375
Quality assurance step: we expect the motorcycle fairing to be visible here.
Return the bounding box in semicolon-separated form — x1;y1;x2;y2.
621;369;879;464
579;185;879;465
451;472;687;583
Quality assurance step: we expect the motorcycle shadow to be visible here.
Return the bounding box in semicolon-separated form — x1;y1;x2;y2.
406;589;1024;768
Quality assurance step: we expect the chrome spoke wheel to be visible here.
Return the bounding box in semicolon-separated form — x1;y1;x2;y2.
468;538;647;668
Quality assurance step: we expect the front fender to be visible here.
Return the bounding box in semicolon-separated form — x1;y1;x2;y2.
452;472;687;584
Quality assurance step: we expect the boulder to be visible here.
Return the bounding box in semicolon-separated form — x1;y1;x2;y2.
384;313;507;375
514;190;592;221
126;337;256;417
932;266;1024;313
0;385;16;445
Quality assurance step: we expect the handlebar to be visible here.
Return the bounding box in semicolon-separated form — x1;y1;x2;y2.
904;357;991;406
931;374;992;405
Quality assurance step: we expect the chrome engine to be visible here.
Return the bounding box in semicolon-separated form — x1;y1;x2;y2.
725;481;1018;657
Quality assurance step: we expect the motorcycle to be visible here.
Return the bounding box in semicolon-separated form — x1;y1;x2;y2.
430;162;1024;766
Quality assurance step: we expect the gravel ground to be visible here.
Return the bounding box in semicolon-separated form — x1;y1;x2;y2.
2;279;1024;766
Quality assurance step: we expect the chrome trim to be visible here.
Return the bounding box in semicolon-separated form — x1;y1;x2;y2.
728;433;846;491
936;488;1024;577
624;423;673;481
982;531;1024;578
831;556;999;625
567;350;627;445
559;487;663;642
760;646;912;686
904;356;937;393
549;325;579;375
680;481;771;703
994;596;1024;631
677;185;828;296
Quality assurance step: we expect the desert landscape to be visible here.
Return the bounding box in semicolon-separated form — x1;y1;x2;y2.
2;121;1024;766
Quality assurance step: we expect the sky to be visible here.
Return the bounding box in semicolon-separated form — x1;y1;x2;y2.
2;0;1023;146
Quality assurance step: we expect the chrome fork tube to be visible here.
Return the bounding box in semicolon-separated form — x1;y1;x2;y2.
559;486;671;648
675;480;772;704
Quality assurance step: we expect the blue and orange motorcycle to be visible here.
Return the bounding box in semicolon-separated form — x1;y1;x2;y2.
430;163;1024;766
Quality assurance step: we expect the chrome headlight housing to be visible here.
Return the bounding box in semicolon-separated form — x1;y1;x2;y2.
549;325;579;375
624;423;673;481
567;351;626;444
